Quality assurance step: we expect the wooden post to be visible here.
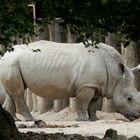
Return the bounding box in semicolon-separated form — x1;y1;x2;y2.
53;99;63;112
32;93;38;112
69;97;76;110
25;89;33;112
37;97;53;114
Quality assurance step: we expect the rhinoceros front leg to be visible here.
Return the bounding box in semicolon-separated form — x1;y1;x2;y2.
76;87;95;121
88;97;102;121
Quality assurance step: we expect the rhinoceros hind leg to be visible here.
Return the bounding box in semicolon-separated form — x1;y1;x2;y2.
3;93;20;121
76;87;95;121
13;95;36;121
4;64;36;121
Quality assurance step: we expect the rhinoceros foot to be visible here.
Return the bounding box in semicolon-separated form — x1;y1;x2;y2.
89;116;98;122
76;116;89;121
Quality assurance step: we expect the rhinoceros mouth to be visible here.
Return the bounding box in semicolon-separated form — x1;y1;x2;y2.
125;114;139;121
124;111;140;121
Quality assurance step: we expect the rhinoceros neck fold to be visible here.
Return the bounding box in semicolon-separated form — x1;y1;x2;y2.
101;49;122;99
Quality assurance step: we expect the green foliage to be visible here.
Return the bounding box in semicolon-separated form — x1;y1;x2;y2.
36;0;140;43
0;0;140;52
0;0;34;53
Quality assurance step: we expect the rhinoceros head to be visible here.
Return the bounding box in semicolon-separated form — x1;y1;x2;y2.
112;63;140;121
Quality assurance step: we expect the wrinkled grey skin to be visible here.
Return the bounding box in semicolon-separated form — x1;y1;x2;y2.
0;42;140;121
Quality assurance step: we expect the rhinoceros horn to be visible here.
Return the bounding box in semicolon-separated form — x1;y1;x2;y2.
131;64;140;72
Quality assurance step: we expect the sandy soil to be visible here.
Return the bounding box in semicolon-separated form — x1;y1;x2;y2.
16;107;140;138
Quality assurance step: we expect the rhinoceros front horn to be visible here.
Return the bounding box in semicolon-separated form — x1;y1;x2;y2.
131;64;140;72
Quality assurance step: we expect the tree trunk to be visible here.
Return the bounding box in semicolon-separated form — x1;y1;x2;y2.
122;41;140;91
37;97;53;114
105;33;121;53
66;25;76;43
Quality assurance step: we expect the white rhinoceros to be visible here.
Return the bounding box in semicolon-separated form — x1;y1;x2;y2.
0;41;140;121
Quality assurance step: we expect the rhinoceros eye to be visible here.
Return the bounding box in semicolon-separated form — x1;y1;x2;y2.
127;96;132;102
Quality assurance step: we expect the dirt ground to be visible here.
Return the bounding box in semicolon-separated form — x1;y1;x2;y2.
16;107;140;139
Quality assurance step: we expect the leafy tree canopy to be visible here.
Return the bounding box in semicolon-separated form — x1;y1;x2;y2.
35;0;140;43
0;0;140;53
0;0;34;53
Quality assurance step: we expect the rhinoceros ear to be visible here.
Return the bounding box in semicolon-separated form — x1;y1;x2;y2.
119;63;130;76
119;63;135;84
119;63;125;75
